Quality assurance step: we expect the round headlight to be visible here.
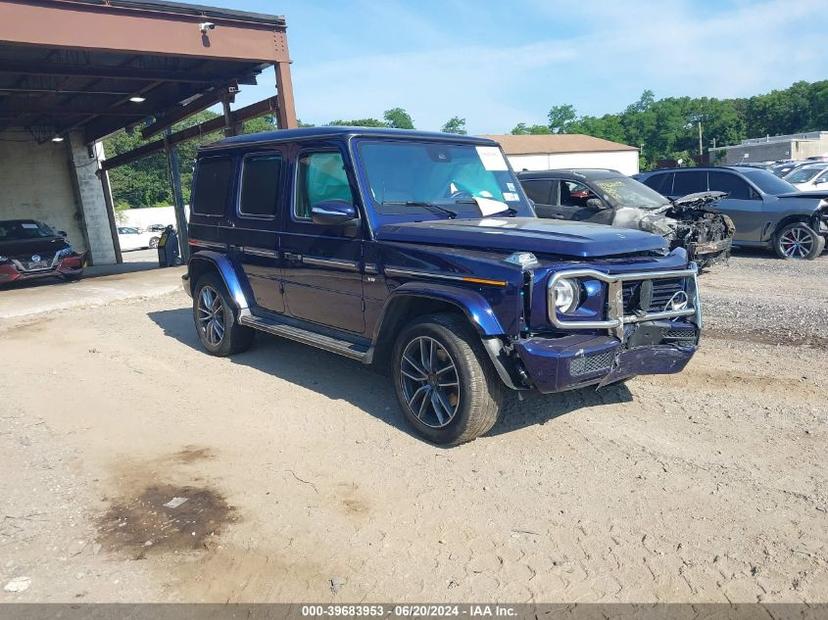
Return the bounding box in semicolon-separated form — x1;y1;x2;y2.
552;278;580;314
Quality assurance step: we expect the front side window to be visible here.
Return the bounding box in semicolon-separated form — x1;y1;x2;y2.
561;181;600;207
741;168;796;195
193;157;234;216
356;140;532;217
239;154;282;218
294;151;354;220
708;172;751;200
672;171;707;196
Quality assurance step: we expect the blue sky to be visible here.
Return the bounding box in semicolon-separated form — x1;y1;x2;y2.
186;0;827;134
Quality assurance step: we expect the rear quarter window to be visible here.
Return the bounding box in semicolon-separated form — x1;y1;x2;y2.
192;157;235;216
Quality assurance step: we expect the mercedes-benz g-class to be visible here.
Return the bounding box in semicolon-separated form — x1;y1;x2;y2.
183;128;701;445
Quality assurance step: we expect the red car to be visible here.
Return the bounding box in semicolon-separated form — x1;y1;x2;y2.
0;219;86;285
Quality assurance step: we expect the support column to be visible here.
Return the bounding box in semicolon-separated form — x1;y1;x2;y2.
164;130;189;262
99;167;123;264
68;131;117;265
274;61;297;129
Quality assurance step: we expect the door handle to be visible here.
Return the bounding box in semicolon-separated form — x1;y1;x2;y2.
283;251;303;263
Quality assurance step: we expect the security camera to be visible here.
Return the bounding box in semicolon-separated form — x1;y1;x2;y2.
199;22;216;33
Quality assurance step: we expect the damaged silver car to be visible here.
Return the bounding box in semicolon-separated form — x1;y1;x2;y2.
518;169;734;269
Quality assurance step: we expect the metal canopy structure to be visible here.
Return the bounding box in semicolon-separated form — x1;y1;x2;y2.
0;0;297;142
0;0;297;263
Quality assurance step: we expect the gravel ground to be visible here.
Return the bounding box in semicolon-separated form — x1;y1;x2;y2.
0;252;826;603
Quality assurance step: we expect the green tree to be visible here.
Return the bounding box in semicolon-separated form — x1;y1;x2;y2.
511;122;550;135
441;116;467;135
383;107;415;129
328;117;386;127
547;104;577;133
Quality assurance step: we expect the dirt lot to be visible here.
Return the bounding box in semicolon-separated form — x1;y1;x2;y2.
1;253;826;603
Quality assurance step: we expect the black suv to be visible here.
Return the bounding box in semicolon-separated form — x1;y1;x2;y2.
636;166;828;259
183;128;702;445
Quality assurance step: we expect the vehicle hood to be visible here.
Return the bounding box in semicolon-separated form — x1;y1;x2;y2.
0;236;69;258
777;190;828;201
375;217;667;258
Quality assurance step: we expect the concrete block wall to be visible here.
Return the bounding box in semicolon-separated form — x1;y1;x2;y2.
0;130;86;252
69;132;116;265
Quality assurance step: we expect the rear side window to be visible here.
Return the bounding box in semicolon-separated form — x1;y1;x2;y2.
295;151;354;220
239;154;282;218
708;171;751;199
193;157;234;216
521;179;554;204
672;171;707;196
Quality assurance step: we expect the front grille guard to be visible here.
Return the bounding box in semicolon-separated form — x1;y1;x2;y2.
548;265;702;342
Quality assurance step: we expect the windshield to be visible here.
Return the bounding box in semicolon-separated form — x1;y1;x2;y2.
741;168;796;195
591;175;670;210
0;220;56;242
356;140;531;216
785;166;825;183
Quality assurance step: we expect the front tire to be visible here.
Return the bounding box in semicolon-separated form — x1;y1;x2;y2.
774;222;824;260
149;237;160;249
193;272;254;356
392;313;504;446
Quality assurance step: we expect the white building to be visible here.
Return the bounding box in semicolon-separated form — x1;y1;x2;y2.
484;134;640;176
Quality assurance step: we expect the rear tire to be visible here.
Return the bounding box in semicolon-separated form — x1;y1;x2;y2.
193;272;254;356
149;237;160;249
392;313;504;446
774;222;824;260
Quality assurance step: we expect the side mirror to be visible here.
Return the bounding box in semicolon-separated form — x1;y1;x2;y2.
311;200;357;226
57;230;67;237
585;198;606;210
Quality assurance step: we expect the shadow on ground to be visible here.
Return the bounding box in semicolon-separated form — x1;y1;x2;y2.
148;307;634;442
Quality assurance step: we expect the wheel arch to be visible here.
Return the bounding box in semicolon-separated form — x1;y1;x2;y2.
369;285;505;368
187;251;250;314
770;212;822;239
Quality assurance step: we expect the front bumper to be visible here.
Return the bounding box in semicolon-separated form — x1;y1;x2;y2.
0;254;85;284
515;322;698;394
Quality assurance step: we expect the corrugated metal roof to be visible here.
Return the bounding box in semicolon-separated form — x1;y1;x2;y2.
483;134;638;155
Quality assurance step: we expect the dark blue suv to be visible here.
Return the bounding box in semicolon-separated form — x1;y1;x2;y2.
183;127;702;445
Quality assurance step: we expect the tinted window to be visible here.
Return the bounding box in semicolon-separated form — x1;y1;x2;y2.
708;171;751;199
239;154;282;218
643;172;673;195
193;157;234;216
816;170;828;183
295;151;353;220
672;171;707;196
521;179;553;204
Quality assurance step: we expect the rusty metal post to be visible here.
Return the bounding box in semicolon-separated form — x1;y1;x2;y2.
164;129;189;262
274;61;297;129
222;97;237;137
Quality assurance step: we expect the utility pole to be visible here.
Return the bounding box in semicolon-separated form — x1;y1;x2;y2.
698;120;703;159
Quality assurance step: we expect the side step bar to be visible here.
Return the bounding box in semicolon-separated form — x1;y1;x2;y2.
239;315;369;362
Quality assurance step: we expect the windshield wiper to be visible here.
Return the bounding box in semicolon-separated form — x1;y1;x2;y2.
452;198;518;216
381;201;458;219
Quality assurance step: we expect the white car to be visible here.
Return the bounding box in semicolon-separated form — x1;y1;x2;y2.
117;226;160;251
784;164;828;192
